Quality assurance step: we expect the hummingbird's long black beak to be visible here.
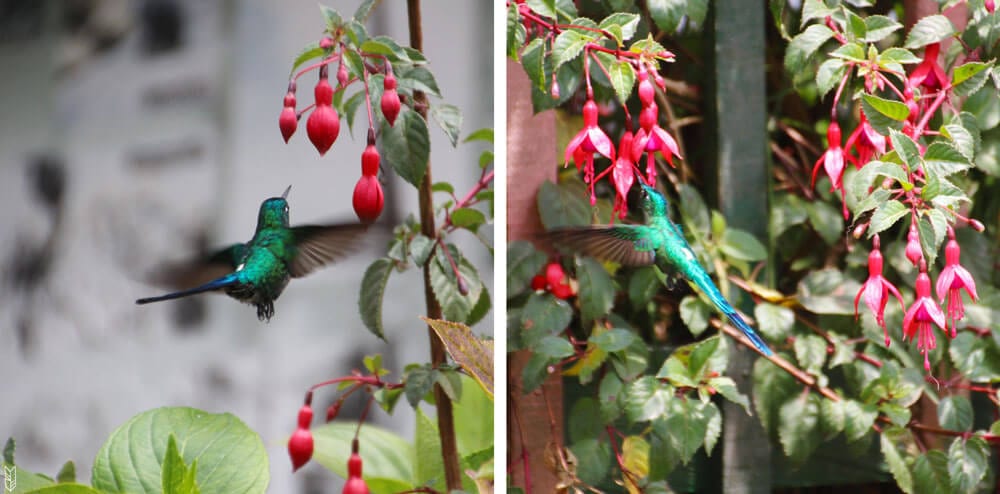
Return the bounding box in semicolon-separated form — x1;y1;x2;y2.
282;185;292;199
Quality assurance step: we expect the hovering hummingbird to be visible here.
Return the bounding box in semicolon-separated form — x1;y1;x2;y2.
136;186;368;321
545;183;773;356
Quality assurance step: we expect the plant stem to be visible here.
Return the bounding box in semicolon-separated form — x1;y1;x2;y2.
406;0;461;489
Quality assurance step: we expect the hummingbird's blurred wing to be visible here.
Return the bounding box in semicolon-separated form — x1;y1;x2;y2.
288;223;369;277
146;243;247;290
544;226;658;267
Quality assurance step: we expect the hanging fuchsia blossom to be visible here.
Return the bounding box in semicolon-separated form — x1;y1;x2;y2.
908;42;948;92
592;130;638;220
854;235;904;346
565;99;615;204
935;228;979;336
844;113;885;167
902;261;947;372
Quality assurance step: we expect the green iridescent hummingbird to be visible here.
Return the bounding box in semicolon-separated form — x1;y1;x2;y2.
545;183;773;356
136;186;367;321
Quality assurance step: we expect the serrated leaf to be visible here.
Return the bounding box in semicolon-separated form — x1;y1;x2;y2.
430;103;462;147
520;292;573;347
608;60;636;105
659;399;712;464
520;38;546;90
359;258;393;340
537;335;575;358
625;376;672;422
904;15;956;49
843;400;877;442
409;233;434;267
778;394;822;462
953;61;992;97
381;108;430;187
507;241;547;298
708;377;750;414
405;365;436;407
599;12;640;43
869;200;908;235
450;207;486;232
552;30;589;70
820;399;845;439
938;395;974;431
914;450;950;494
794;334;827;373
754;303;794;342
320;5;344;30
576;257;614;324
948;436;989;493
680;295;712;336
591;328;637;353
881;428;914;494
288;42;324;77
861;94;909;134
56;460;76;483
940;123;976;160
784;24;835;75
816;58;847;98
423;317;493;398
863;15;902;42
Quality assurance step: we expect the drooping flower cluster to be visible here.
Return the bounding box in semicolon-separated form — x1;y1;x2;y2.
279;30;402;224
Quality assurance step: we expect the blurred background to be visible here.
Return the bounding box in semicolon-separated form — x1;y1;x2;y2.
0;0;492;492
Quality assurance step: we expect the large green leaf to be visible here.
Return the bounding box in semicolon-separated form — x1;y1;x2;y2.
778;394;822;463
576;257;614;324
381;108;431;188
904;15;955;49
359;258;393;340
313;423;413;494
948;436;989;493
92;408;267;494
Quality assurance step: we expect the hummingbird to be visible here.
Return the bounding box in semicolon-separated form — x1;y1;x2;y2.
136;186;368;321
544;183;773;356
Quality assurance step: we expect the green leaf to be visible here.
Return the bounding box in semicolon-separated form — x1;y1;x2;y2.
784;24;834;75
382;108;430;188
568;398;603;444
843;400;878;442
647;0;687;33
719;228;767;261
576;257;615;324
797;268;862;315
754;303;794;342
430;250;483;324
450;207;486;232
536;180;592;229
805;199;844;245
162;435;199;494
3;437;12;463
569;439;612;486
591;328;637;353
552;30;589;70
507;241;547;298
56;460;76;483
408;233;435;267
677;184;710;235
26;484;103;493
519;38;545;90
536;335;574;358
92;407;267;494
949;332;1000;382
904;15;956;49
405;365;436;407
868;199;908;236
288;42;323;77
881;428;914;494
679;296;712;336
778;394;822;463
312;422;413;492
863;15;902;42
953;61;992;97
507;2;526;58
924;141;972;177
625;376;672;422
941;122;977;160
359;258;393;340
800;0;836;27
608;60;636;105
917;209;947;267
913;450;950;494
708;376;751;414
816;58;847;98
658;399;712;464
599;12;640;44
830;42;865;62
320;5;344;30
360;36;411;63
353;0;376;21
861;94;909;134
819;399;845;439
430;103;462;147
520;292;572;347
794;334;827;374
938;395;974;432
753;356;800;433
627;266;661;308
948;436;989;493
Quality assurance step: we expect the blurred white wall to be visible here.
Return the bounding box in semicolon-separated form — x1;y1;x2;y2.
0;1;492;492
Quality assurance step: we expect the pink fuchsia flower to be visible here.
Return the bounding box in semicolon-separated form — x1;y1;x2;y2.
631;103;682;184
908;42;948;93
565;99;615;196
593;130;639;220
811;121;849;218
935;228;979;336
988;0;996;13
844;113;886;167
854;235;905;346
902;261;947;372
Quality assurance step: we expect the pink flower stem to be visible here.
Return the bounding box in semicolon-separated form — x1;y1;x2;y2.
292;52;342;82
914;85;951;136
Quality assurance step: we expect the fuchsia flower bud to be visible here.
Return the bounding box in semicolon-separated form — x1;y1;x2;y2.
342;440;370;494
288;395;315;472
279;106;297;144
353;175;384;223
905;222;923;266
381;67;401;127
307;74;341;155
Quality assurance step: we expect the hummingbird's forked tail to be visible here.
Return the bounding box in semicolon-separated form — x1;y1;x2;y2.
135;273;239;305
685;267;773;356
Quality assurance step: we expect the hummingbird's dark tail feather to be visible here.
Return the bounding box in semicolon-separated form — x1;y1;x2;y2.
685;266;773;356
136;273;239;305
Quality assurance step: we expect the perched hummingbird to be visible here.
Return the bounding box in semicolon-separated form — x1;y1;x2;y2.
136;186;368;321
545;183;773;356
